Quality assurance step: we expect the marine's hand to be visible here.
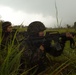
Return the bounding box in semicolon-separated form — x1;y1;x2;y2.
39;45;44;51
66;32;73;38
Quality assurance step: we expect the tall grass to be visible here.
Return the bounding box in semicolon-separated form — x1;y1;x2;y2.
0;27;76;75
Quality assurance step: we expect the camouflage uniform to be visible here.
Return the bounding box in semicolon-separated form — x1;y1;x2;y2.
20;21;47;75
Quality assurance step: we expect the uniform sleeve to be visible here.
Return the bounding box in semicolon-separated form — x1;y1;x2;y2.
22;45;46;67
31;48;45;64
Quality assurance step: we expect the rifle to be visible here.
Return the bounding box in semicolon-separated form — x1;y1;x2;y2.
25;31;76;56
27;31;76;49
13;29;76;49
16;30;75;56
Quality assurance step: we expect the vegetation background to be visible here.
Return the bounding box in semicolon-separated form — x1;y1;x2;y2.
0;20;76;75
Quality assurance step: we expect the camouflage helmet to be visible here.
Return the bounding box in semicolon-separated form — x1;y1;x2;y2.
27;21;46;36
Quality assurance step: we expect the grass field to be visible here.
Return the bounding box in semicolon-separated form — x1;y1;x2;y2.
0;25;76;75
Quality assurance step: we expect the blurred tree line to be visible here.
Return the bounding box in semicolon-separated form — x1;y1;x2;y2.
66;22;76;28
0;20;76;30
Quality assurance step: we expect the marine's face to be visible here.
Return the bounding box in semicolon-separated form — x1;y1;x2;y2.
7;25;12;32
39;31;44;37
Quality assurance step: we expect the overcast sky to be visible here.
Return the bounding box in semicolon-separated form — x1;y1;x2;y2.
0;0;76;27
